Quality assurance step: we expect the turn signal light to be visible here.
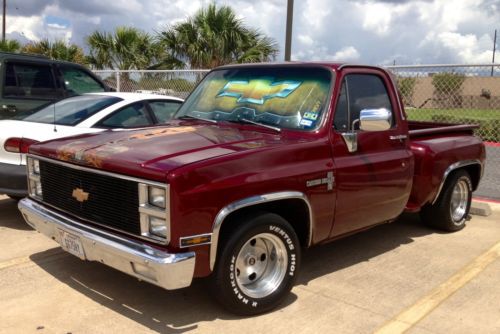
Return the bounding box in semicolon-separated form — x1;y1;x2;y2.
4;137;39;153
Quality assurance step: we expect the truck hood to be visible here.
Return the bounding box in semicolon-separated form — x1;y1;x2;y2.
29;122;281;181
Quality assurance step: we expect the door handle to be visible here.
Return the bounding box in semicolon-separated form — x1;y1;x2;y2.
390;135;407;142
2;105;18;113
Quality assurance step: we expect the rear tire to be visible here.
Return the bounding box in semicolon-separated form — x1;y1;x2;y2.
420;170;472;232
212;212;301;315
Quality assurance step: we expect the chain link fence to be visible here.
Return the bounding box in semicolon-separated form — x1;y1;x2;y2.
94;70;209;99
95;66;500;200
387;64;500;200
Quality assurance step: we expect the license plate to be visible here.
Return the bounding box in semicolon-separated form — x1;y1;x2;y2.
59;230;85;259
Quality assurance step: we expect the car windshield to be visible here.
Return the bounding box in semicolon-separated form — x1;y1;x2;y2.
175;66;332;131
20;95;122;126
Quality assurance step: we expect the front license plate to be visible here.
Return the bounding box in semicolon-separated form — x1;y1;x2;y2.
59;230;85;259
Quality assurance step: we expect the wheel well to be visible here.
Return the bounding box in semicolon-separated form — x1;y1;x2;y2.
218;199;311;250
461;164;481;191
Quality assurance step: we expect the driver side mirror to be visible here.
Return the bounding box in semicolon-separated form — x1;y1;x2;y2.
359;108;392;132
340;108;392;153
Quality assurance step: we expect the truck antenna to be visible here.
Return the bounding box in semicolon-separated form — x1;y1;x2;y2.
53;101;57;132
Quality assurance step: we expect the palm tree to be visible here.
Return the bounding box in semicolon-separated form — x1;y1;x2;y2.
86;27;171;70
21;39;86;64
0;39;21;52
157;3;278;69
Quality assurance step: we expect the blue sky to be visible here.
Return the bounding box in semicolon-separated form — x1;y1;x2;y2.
5;0;500;66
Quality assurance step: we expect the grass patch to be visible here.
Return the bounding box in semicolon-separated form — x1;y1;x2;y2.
405;108;500;142
406;109;500;121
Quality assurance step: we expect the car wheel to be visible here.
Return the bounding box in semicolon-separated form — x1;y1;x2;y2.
212;212;301;315
421;170;472;232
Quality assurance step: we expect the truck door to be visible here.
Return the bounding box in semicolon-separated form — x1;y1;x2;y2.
329;69;413;237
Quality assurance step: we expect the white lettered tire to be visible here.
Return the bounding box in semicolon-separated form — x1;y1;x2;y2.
212;212;301;315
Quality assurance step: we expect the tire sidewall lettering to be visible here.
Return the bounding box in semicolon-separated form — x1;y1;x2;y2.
227;223;299;308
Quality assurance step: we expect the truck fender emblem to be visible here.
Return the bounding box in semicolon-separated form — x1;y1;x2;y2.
306;172;334;191
72;188;90;202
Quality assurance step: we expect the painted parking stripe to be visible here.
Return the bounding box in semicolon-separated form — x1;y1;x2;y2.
0;250;67;271
375;240;500;334
0;256;33;270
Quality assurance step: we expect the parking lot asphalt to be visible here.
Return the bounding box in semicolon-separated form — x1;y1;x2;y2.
0;195;499;334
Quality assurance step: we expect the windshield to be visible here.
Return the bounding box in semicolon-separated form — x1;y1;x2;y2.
175;66;332;131
21;95;122;126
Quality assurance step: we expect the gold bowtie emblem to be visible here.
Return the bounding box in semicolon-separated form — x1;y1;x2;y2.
72;188;89;203
217;79;301;105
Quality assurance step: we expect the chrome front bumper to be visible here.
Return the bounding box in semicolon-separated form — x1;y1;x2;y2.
18;198;195;290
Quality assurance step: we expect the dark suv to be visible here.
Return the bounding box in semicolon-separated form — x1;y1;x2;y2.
0;52;111;119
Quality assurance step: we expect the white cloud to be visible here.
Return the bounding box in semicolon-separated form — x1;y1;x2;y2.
425;32;493;63
330;46;361;61
46;23;67;30
4;0;500;65
297;34;314;46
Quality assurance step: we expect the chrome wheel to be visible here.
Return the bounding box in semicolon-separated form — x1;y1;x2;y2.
450;178;470;224
234;233;288;299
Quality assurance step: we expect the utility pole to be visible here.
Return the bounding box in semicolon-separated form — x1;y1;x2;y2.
284;0;294;61
492;29;497;76
2;0;6;42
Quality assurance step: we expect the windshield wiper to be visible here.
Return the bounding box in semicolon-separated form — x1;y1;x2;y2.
238;118;281;133
177;114;217;123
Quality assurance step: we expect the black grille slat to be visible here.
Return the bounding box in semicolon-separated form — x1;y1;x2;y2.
39;161;140;235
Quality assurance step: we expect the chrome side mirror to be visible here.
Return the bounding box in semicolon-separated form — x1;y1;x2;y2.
359;108;392;132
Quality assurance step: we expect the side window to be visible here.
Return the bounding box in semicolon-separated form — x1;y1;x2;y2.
97;102;151;128
149;100;182;123
333;74;394;131
60;67;105;94
4;63;59;99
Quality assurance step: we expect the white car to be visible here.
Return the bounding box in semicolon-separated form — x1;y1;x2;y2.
0;92;183;199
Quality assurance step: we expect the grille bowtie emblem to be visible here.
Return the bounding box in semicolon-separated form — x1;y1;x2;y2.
72;188;89;203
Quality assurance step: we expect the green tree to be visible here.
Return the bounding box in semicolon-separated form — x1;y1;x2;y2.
398;77;417;107
157;3;278;69
86;27;170;70
431;72;466;108
21;39;86;64
0;39;21;52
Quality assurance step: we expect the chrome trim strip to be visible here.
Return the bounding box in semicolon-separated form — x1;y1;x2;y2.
431;159;483;205
209;191;313;271
18;198;195;290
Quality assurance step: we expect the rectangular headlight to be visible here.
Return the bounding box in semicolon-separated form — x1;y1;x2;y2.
27;157;42;199
149;216;167;238
33;159;40;174
138;182;170;244
148;186;166;209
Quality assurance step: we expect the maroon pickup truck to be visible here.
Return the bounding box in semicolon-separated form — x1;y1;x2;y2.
19;63;485;315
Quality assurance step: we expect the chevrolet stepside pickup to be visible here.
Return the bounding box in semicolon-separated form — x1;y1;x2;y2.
19;63;485;315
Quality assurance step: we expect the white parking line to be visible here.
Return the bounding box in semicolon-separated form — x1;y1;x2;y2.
375;240;500;334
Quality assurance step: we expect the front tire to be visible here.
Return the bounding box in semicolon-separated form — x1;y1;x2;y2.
212;213;301;315
421;170;472;232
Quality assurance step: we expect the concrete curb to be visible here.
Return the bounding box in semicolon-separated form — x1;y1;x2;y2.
470;200;492;217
